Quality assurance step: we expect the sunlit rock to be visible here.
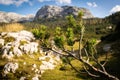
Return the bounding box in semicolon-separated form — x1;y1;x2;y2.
0;39;4;46
3;62;19;75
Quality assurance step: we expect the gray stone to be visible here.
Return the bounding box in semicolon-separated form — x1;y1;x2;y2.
1;30;39;59
2;49;9;59
0;39;4;45
32;75;39;80
20;77;26;80
13;47;22;56
7;30;35;42
20;42;38;54
33;64;37;68
3;62;19;75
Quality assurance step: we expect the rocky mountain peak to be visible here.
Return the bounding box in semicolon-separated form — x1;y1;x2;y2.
35;5;63;19
0;11;34;23
34;5;94;20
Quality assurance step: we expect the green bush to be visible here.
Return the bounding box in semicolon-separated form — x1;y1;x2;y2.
32;28;40;39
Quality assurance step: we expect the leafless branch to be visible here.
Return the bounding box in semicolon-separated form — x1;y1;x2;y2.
83;66;100;77
84;48;90;63
66;57;86;74
102;52;108;66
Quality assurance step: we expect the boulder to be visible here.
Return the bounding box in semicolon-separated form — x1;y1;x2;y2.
6;30;35;42
33;64;37;68
3;62;19;75
13;47;22;56
20;42;38;54
40;61;55;73
0;39;4;45
20;77;26;80
32;74;39;80
39;54;60;74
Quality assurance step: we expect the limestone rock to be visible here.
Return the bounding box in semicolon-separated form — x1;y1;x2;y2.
20;42;38;54
32;75;39;80
6;30;35;42
13;47;22;56
1;30;38;59
39;53;61;74
20;77;26;80
0;39;4;46
3;62;19;75
33;64;37;68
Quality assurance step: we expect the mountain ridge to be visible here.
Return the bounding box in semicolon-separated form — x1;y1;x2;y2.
0;11;34;23
0;5;94;23
34;5;94;20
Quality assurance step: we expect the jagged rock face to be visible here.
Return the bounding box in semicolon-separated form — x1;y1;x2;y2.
34;5;94;20
0;11;34;23
35;5;63;19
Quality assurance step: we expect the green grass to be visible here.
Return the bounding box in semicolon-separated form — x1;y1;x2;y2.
0;53;42;79
41;66;84;80
41;60;92;80
64;42;82;51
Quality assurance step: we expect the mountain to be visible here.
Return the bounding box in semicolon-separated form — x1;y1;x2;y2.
34;5;94;20
0;11;34;23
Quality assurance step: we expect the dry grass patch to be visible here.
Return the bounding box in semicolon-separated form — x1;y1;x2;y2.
0;23;24;32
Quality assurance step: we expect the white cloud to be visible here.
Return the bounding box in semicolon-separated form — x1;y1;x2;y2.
56;0;71;4
38;0;71;4
110;5;120;13
0;0;31;6
38;0;52;2
87;2;97;7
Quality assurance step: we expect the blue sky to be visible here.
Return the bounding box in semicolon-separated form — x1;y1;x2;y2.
0;0;120;18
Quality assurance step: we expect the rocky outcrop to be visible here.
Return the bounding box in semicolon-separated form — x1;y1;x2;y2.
34;5;94;20
0;11;34;23
0;30;38;59
3;62;19;75
1;30;61;79
39;52;61;74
